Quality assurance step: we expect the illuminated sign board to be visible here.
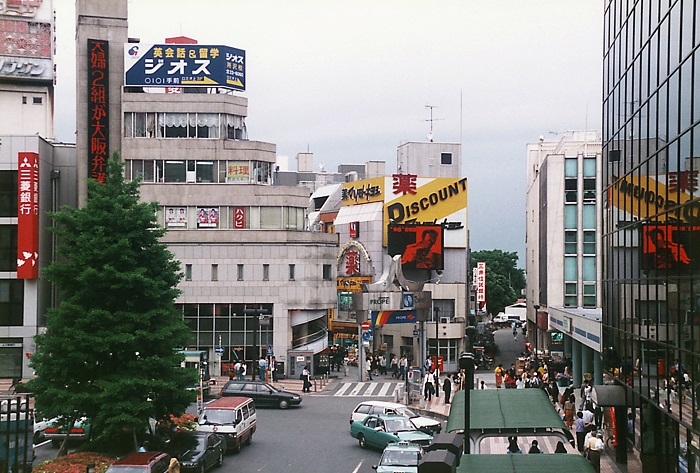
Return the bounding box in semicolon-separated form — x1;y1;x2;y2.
383;176;468;248
387;224;444;270
640;223;700;271
87;39;109;183
17;152;39;279
337;276;372;292
124;43;245;91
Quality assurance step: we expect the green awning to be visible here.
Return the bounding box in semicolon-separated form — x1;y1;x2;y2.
447;389;567;433
456;454;595;472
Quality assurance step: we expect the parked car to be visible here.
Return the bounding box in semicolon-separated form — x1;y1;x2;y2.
33;417;57;444
372;441;423;472
44;417;91;447
168;431;224;473
219;381;301;409
350;400;442;434
105;452;170;473
350;414;433;450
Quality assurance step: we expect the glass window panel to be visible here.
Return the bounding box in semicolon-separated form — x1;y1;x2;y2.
263;264;269;281
565;231;577;255
131;160;144;181
565;158;578;177
124;112;133;137
196;161;214;183
260;207;281;229
582;205;596;229
565;283;577;295
564;205;577;229
583;231;596;254
237;264;244;281
164;161;186;182
142;160;155;183
0;281;23;326
564;296;577;307
565;256;577;281
133;112;146;137
583;158;596;177
0;172;18;217
0;226;17;271
583;256;596;281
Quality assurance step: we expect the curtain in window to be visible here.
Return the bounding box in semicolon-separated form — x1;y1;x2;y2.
160;113;188;127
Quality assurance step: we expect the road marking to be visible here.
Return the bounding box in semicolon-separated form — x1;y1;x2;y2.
377;383;392;397
348;383;366;396
335;383;353;396
364;382;378;395
351;460;363;473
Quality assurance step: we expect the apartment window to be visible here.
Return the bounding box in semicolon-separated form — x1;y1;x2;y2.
0;226;17;271
564;231;577;255
583;158;596;177
564;204;577;229
582;178;596;202
565;178;577;203
237;264;244;281
0;172;18;217
0;281;24;326
289;264;296;281
32;97;42;104
263;264;270;281
583;283;596;308
564;283;577;307
211;264;218;281
583;257;595;281
164;160;186;182
440;153;452;165
22;97;27;104
185;264;192;281
322;264;332;281
583;231;596;255
565;158;578;177
565;256;578;281
582;204;596;229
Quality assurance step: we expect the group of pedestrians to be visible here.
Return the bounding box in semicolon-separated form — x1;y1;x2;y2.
422;358;453;404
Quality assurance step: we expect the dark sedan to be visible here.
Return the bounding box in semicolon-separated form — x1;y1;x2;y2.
168;431;224;473
219;380;302;409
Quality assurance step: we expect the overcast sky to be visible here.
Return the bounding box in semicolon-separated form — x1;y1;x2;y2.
54;0;604;266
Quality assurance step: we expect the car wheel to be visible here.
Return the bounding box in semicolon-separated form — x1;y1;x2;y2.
233;439;242;454
33;432;41;445
216;451;224;468
279;399;289;409
358;434;367;449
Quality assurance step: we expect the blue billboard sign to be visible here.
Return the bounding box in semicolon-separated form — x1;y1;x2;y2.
372;310;418;325
124;44;245;91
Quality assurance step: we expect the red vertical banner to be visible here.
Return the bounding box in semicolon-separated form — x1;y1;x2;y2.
233;207;246;229
87;39;109;183
17;152;39;279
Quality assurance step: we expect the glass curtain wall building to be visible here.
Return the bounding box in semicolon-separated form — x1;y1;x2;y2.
603;1;700;472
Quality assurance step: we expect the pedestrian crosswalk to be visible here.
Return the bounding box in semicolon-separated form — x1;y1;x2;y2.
330;381;404;397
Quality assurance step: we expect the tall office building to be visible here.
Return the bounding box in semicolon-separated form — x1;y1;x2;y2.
525;131;604;385
602;2;700;471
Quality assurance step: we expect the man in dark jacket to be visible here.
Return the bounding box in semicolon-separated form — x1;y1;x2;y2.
443;376;452;404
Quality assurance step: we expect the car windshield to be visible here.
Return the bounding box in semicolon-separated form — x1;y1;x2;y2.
394;406;418;418
261;383;278;392
384;418;417;433
199;409;236;425
380;450;420;466
172;434;207;453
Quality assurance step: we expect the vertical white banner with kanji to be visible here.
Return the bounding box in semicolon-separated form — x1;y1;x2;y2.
476;262;486;309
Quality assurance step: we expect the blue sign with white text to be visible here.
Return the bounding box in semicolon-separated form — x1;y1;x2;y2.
124;44;245;91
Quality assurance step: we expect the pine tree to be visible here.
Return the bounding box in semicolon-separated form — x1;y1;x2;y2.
28;154;196;452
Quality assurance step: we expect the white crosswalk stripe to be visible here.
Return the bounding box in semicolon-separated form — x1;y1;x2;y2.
333;381;403;397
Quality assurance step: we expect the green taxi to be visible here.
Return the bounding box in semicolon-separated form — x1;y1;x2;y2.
350;414;432;450
372;441;423;472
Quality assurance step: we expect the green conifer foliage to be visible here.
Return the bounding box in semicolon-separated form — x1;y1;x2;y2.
28;154;196;450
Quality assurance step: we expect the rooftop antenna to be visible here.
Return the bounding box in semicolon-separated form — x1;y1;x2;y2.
424;104;443;142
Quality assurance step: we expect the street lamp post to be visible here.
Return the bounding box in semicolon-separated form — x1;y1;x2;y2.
434;306;440;372
533;304;540;356
458;352;475;454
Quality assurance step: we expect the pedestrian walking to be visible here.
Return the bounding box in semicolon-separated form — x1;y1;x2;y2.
424;370;436;402
506;436;522;454
343;356;349;377
564;394;576;428
258;355;268;381
443;376;452;404
574;412;586;453
399;355;407;380
270;356;278;382
302;365;311;393
494;364;504;388
390;355;399;378
528;440;542;454
584;431;605;473
512;321;518;340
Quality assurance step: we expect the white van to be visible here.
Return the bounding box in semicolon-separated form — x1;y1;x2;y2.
197;396;256;453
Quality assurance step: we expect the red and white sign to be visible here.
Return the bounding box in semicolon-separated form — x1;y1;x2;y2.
476;262;486;304
233;207;246;229
17;152;39;279
349;221;359;239
361;320;371;331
